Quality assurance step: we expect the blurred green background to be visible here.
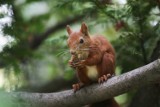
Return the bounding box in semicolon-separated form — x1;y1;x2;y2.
0;0;160;107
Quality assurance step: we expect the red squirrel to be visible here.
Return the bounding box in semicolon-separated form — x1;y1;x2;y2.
66;22;119;107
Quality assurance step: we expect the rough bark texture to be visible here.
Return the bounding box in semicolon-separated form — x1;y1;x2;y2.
5;59;160;107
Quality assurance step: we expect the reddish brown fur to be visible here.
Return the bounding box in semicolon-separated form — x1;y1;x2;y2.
66;23;119;107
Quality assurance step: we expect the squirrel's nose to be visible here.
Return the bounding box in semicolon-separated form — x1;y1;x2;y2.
70;50;76;55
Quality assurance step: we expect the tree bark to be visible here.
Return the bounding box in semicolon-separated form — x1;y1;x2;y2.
2;59;159;107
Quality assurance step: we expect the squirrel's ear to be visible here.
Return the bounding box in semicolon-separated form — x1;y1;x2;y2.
80;22;89;36
66;25;72;35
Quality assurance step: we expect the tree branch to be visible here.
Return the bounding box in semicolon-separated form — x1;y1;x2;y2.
5;59;160;107
29;14;85;50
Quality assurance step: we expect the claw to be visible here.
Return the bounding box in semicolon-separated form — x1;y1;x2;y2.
98;77;104;83
72;84;80;92
103;75;107;81
72;60;85;68
107;74;111;78
69;62;76;68
98;74;111;84
72;83;84;92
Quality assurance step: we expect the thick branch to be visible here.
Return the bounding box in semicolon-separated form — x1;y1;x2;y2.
6;59;160;107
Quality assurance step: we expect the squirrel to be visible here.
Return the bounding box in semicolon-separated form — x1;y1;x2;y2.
66;22;119;107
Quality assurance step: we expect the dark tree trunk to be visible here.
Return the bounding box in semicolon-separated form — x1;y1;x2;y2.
128;39;160;107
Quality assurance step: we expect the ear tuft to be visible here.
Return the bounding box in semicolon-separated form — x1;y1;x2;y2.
80;22;89;36
66;25;72;35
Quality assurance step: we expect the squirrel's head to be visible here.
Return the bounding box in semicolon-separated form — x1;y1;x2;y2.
66;22;91;57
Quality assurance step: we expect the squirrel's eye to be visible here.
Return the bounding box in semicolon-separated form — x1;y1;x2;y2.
79;39;84;44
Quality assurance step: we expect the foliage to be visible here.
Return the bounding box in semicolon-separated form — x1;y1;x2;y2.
0;0;160;106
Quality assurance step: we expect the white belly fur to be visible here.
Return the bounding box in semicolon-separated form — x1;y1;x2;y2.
86;66;98;81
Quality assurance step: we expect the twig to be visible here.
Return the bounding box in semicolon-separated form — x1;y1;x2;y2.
29;14;85;50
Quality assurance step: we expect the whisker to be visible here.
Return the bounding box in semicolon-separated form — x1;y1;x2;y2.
76;48;98;52
79;49;90;51
56;49;70;57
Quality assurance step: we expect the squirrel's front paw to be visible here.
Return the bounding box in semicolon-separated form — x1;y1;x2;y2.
69;60;86;68
68;60;76;68
74;60;86;68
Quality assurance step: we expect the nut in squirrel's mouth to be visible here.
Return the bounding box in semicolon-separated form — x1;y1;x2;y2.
76;49;89;60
